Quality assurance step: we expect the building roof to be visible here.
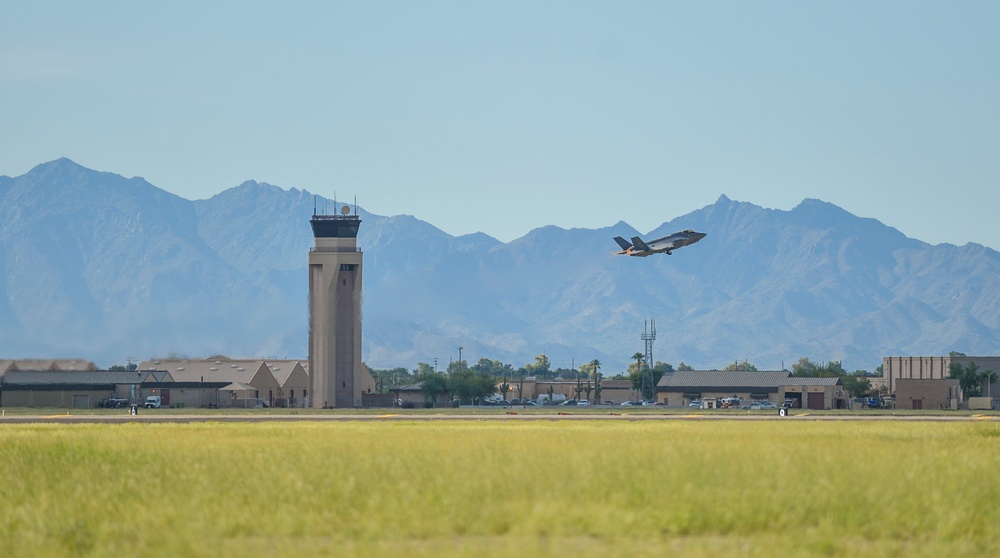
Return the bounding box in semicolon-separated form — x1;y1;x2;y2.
782;377;842;386
390;383;424;393
599;380;633;389
0;359;98;375
659;370;792;389
139;358;302;387
270;362;308;387
220;381;257;392
2;370;168;386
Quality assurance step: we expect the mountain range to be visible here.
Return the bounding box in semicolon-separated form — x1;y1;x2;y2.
2;158;999;372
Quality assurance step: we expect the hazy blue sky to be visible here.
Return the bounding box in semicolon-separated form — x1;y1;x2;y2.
2;1;998;246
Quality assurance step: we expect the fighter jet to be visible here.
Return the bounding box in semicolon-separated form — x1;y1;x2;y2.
613;229;706;257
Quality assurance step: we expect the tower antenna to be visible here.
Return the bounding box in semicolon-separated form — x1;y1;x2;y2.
641;320;657;401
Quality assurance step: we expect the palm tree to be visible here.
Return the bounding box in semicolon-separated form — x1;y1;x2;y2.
590;359;602;403
590;359;601;377
632;352;645;372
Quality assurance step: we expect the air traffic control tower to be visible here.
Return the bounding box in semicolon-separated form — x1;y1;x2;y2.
308;205;363;408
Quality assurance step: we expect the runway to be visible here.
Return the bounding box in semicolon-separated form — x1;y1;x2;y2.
2;411;998;424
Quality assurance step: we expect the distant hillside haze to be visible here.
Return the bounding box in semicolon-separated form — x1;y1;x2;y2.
2;158;999;372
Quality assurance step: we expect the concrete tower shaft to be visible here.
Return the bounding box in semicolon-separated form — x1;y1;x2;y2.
308;212;363;408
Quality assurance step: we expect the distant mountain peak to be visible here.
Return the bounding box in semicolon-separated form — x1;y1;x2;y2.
29;157;88;176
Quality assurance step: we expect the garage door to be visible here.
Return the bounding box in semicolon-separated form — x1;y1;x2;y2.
807;392;825;410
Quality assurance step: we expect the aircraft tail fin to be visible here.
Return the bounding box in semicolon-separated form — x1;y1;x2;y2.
613;236;632;251
631;236;650;251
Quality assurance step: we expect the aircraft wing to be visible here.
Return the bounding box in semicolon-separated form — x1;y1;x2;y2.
652;239;678;251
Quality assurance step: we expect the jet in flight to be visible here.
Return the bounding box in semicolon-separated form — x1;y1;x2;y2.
613;229;706;257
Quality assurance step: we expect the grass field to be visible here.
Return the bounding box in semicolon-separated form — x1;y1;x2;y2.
2;420;998;557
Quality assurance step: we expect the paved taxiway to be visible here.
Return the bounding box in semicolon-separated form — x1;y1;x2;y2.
2;412;998;424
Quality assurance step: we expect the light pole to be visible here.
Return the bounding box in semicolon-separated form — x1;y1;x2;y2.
458;347;463;373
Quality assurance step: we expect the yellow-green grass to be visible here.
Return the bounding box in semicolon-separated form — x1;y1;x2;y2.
2;421;998;557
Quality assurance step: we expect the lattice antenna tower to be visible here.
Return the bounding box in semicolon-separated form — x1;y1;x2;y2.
641;320;657;400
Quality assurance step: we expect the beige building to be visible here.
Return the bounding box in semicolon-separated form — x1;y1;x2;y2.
657;370;845;410
779;377;844;410
895;379;961;410
140;358;296;408
883;356;1000;394
309;209;365;408
272;362;310;408
498;378;641;404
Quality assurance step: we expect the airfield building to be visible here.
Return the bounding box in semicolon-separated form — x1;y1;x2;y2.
883;355;1000;394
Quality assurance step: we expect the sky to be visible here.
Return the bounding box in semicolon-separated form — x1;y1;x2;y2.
2;1;998;246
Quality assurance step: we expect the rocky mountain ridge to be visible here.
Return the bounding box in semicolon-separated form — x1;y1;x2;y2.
2;158;998;371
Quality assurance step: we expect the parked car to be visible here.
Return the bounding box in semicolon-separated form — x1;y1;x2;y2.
757;402;778;410
99;398;129;408
688;401;703;408
620;401;638;406
558;399;579;406
578;400;590;406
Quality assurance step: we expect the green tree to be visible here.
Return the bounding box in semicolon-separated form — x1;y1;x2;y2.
547;384;555;405
418;372;448;406
791;358;844;378
792;357;818;377
524;354;552;379
950;362;986;398
472;358;515;379
723;360;758;372
677;362;694;371
447;368;497;404
653;361;674;373
841;375;872;399
446;359;468;375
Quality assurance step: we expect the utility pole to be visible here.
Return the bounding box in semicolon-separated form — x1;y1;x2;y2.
641;320;657;401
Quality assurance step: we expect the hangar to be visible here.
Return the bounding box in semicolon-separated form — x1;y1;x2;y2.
0;369;226;408
656;370;844;409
